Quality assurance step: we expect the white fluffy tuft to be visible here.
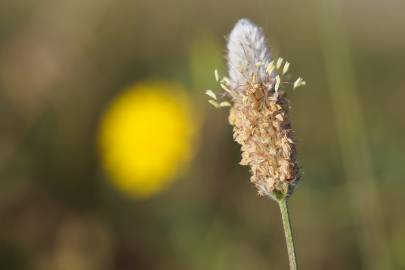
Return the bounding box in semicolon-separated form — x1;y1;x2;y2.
227;19;273;89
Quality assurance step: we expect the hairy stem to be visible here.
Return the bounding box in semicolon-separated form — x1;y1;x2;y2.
278;197;298;270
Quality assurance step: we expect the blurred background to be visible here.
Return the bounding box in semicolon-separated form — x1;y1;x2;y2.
0;0;404;269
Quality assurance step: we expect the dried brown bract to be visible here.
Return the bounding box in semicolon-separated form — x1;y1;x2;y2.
228;76;299;199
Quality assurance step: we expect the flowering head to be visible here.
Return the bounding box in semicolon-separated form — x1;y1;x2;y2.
207;19;306;200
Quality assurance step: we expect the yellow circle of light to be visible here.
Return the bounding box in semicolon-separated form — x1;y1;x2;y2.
98;81;196;198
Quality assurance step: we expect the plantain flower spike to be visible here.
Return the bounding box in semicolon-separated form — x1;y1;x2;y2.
225;19;301;200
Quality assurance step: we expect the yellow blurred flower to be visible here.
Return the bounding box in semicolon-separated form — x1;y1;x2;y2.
98;81;196;198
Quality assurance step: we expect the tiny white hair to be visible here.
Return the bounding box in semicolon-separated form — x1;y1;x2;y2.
227;19;273;89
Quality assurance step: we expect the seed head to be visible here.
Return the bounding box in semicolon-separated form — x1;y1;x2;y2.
223;19;303;199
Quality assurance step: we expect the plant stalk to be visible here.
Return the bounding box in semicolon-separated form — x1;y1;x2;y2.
278;197;298;270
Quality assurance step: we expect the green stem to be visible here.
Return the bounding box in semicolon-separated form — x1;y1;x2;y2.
278;197;298;270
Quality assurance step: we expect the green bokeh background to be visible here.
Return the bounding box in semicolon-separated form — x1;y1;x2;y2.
0;0;404;269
